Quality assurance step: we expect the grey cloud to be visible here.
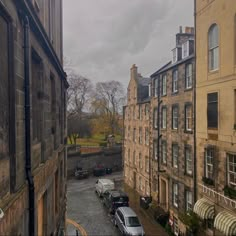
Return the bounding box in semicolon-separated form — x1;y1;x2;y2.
63;0;193;87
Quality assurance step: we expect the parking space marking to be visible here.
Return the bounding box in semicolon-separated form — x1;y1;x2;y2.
66;218;88;236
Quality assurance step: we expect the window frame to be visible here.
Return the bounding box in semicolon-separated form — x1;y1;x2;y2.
172;69;178;93
208;24;219;71
172;144;179;169
185;146;193;176
172;105;179;130
185;104;192;131
205;148;214;180
207;92;218;129
173;183;178;208
161;140;167;165
185;63;193;89
185;190;193;211
161;74;167;96
227;153;236;188
153;108;158;129
182;41;189;59
162;106;167;129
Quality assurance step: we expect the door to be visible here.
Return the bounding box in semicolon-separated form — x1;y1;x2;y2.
160;179;167;209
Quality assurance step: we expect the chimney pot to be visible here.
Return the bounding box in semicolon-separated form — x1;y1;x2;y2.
179;26;183;33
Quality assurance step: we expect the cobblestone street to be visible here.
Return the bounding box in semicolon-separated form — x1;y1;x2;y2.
66;172;167;236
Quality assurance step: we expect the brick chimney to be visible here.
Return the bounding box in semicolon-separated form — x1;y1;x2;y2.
130;64;137;80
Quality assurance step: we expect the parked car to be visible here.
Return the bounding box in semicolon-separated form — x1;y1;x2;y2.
103;190;129;214
114;207;145;236
93;165;113;176
74;167;89;179
95;179;115;197
93;165;106;177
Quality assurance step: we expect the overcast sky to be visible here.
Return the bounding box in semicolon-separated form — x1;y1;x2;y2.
63;0;194;88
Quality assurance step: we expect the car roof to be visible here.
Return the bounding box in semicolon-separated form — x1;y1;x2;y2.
98;179;114;184
109;190;128;198
118;207;137;217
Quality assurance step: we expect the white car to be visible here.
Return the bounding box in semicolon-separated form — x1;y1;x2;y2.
95;179;115;197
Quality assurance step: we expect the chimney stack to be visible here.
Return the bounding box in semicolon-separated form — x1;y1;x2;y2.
130;64;138;80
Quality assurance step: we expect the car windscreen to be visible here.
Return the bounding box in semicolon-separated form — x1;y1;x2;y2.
126;217;141;227
113;196;129;203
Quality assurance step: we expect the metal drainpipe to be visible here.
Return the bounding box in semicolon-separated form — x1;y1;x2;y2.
193;0;197;204
24;16;35;236
157;76;162;205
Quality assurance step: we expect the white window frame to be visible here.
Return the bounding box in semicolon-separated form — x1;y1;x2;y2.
162;141;167;164
154;79;158;97
154;141;158;160
148;84;151;97
172;145;178;168
185;147;192;175
186;191;193;211
172;48;178;63
205;149;214;179
185;64;193;89
173;183;178;208
172;106;178;130
182;41;189;59
208;24;219;71
162;75;167;96
172;70;178;93
227;153;236;187
162;107;167;129
154;109;158;129
185;105;192;131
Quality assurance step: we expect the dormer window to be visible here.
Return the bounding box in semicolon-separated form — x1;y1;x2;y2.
172;48;178;63
182;41;189;59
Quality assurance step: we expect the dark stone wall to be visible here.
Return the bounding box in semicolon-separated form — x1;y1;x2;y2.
67;153;123;177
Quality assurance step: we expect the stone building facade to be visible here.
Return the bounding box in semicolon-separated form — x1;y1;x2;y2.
123;65;151;197
193;1;236;235
150;27;195;235
0;0;67;235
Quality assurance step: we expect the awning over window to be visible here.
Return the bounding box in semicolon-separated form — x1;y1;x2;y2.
214;211;236;236
193;198;214;219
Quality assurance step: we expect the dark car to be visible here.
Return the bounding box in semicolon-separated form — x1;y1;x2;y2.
103;190;129;214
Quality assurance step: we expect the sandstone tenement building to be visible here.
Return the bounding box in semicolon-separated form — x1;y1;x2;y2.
193;0;236;235
123;65;151;197
0;0;67;235
150;26;195;235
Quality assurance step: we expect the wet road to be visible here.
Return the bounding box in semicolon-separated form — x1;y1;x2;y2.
66;172;122;236
66;172;167;236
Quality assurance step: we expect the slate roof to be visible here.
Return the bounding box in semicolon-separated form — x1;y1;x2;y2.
136;76;151;103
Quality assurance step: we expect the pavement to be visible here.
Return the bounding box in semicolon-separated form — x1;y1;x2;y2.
66;171;167;236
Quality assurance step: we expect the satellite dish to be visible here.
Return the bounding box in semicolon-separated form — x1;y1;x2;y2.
0;208;4;219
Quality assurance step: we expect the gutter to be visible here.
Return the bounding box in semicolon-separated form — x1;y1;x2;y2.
193;0;197;203
24;16;35;236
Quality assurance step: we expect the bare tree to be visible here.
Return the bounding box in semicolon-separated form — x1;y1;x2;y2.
67;73;93;118
91;80;125;134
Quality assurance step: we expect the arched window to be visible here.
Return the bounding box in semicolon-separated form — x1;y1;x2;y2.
208;24;219;71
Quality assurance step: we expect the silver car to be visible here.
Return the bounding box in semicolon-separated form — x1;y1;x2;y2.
114;207;145;236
